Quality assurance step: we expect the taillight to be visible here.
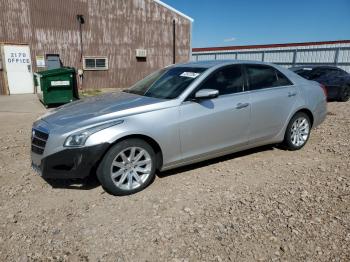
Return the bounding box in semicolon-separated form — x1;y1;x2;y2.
320;84;327;98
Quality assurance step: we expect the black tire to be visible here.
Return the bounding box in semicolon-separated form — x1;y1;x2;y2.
339;85;350;102
282;112;311;151
97;138;156;196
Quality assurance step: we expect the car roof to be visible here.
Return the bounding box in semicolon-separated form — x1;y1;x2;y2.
174;60;276;69
170;59;308;85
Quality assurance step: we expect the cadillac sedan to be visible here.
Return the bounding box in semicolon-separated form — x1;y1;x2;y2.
31;60;327;195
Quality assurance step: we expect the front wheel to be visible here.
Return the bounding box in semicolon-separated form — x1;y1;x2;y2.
97;139;156;196
282;112;311;151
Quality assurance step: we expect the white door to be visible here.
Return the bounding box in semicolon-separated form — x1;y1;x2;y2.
4;45;34;94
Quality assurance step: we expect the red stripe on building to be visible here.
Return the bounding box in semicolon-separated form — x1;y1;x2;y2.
192;40;350;52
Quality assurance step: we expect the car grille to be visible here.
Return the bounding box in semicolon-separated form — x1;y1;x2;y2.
31;129;49;155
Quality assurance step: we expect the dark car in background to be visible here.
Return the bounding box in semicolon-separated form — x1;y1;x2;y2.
290;66;350;102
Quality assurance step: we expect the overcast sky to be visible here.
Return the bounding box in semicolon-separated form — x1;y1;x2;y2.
163;0;350;48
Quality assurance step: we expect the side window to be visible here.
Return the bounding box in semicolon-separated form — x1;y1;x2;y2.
322;69;333;75
323;69;337;77
329;68;347;77
198;65;244;96
308;69;322;79
337;69;349;76
275;70;293;86
315;68;336;78
246;64;291;90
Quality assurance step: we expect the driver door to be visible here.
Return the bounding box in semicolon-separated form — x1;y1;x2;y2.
178;65;251;162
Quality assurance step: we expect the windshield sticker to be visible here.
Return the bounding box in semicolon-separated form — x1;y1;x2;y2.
180;72;200;78
303;68;313;71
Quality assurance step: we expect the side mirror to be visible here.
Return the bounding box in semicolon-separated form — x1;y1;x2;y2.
194;89;219;100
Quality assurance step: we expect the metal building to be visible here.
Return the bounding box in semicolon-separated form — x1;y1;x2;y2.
192;40;350;72
0;0;193;95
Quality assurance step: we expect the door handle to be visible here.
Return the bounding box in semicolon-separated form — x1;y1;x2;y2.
288;92;297;97
236;102;250;109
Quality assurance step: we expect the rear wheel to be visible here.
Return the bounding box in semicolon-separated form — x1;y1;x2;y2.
97;139;156;196
282;112;311;150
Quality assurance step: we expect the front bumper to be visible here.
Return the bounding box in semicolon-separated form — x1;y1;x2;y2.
31;143;110;179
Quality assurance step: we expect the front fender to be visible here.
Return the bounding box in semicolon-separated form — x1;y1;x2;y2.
85;108;181;167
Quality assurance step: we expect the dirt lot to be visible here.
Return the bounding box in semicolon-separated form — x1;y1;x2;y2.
0;95;349;262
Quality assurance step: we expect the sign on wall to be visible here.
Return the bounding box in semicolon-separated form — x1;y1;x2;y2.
6;51;30;65
136;49;147;58
36;55;46;67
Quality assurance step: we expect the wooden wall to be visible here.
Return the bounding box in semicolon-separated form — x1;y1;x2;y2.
0;0;192;90
0;45;8;95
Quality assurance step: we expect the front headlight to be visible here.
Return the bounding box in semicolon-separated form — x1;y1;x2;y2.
64;132;89;147
64;120;124;147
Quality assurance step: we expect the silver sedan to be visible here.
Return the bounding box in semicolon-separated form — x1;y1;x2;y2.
31;60;327;195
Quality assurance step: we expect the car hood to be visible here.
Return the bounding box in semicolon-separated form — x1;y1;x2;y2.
41;92;166;128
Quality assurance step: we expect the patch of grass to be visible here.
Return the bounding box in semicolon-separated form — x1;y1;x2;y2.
79;89;102;97
78;88;122;98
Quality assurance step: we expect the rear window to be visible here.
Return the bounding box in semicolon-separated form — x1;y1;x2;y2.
246;65;292;90
276;70;293;86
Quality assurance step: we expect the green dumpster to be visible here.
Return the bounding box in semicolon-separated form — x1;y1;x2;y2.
34;67;79;107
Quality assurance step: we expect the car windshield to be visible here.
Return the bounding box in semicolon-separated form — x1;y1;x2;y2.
124;67;207;99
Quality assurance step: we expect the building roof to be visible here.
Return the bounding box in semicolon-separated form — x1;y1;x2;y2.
174;59;278;69
153;0;194;22
175;60;233;68
193;40;350;52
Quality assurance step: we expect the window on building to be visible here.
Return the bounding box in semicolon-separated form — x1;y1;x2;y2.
46;54;62;69
83;57;108;70
246;64;292;90
197;65;244;96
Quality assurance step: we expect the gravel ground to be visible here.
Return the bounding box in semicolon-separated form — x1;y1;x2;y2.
0;98;349;262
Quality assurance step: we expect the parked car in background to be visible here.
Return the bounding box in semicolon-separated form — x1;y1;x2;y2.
290;65;350;102
31;61;327;196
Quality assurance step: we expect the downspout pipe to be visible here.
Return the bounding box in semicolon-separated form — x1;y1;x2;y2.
173;19;176;64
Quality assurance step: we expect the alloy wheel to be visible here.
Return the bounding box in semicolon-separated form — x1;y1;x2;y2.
290;117;310;147
110;147;152;191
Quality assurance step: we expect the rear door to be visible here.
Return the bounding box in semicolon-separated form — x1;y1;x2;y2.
179;65;251;161
244;64;297;144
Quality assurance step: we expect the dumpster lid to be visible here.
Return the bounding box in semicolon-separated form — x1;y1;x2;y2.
36;67;75;77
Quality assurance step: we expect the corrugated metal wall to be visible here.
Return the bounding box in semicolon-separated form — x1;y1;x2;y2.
0;0;191;90
192;42;350;72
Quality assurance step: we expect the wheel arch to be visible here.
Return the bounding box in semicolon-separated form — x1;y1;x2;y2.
107;134;164;170
295;108;314;127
